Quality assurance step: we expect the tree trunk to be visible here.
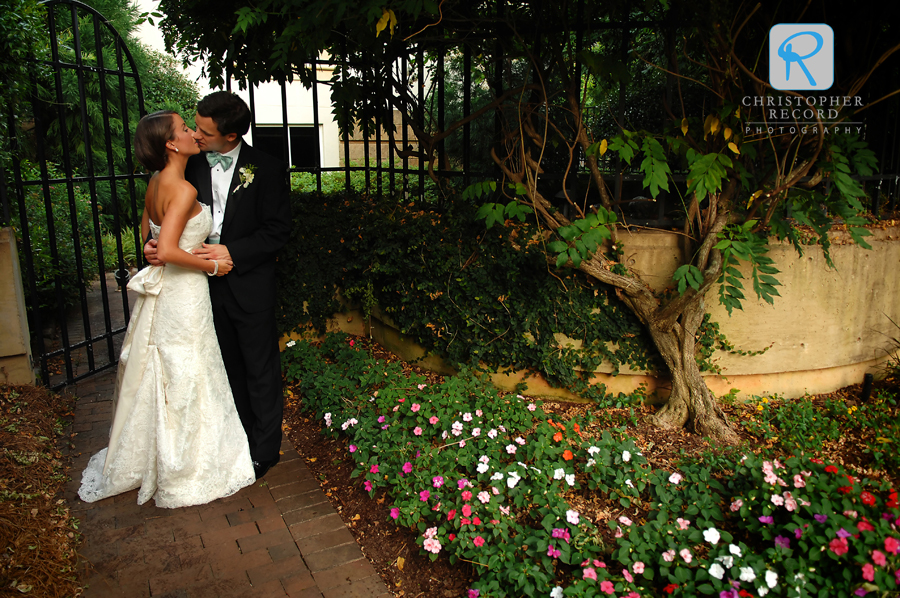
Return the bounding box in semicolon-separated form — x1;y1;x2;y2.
644;299;741;445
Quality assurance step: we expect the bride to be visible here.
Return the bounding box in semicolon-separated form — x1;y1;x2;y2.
78;111;256;508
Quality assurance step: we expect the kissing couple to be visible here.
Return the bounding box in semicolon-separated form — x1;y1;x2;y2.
79;91;292;508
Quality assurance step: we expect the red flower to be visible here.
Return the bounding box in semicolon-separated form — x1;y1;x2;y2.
861;491;876;506
449;533;456;541
563;450;574;461
837;486;854;494
825;465;839;474
887;490;898;509
858;519;875;532
810;458;824;464
739;590;755;597
829;537;849;556
663;584;679;594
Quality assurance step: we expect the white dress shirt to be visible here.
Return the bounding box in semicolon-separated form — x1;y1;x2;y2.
208;142;243;243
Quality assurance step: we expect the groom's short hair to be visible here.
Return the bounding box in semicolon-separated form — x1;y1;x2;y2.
197;91;251;138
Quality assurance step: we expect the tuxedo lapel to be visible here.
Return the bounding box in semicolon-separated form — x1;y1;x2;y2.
194;154;214;207
221;145;251;239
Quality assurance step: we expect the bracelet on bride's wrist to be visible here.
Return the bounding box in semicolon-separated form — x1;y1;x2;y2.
207;260;218;276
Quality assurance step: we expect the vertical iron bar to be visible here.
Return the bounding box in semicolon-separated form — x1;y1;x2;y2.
310;58;322;193
248;84;258;147
402;56;409;201
91;11;117;363
280;80;290;168
463;44;471;188
417;45;425;205
437;44;445;209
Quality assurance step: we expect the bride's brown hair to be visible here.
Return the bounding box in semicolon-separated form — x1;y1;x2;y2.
134;111;177;172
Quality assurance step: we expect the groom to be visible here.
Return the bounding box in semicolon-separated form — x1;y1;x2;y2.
147;91;291;479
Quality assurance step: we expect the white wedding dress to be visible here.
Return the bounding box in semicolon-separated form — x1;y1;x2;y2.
79;204;255;508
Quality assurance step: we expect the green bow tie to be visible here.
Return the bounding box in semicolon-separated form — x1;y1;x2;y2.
206;152;233;170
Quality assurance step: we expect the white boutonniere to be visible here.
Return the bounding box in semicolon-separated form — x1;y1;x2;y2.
232;164;257;194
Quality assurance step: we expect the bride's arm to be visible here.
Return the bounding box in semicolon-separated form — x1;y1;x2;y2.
157;184;233;276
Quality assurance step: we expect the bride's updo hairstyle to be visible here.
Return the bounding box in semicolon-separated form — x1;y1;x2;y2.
134;110;177;172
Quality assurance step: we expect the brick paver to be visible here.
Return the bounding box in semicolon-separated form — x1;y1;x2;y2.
65;369;392;598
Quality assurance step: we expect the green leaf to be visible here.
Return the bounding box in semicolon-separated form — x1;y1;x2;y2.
547;241;568;253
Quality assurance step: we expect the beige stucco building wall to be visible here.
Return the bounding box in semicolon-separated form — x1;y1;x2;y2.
0;227;35;385
283;225;900;402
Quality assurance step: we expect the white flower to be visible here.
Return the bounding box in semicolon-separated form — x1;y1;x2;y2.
324;413;332;427
463;412;473;421
553;468;565;480
479;455;490;464
550;587;564;598
717;555;734;569
514;436;526;445
588;446;600;456
622;450;631;462
765;570;778;588
586;458;596;468
472;427;481;437
506;444;517;455
669;472;683;484
565;474;575;487
566;510;580;525
506;472;521;488
758;588;769;596
709;563;725;580
729;544;742;557
703;527;721;545
232;164;257;193
487;429;498;439
476;462;490;474
491;472;504;481
285;340;296;347
625;479;634;488
739;567;756;582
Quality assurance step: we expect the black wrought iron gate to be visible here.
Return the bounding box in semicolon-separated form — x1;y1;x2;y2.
1;0;147;389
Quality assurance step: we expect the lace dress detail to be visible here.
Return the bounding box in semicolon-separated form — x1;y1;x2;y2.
78;204;255;508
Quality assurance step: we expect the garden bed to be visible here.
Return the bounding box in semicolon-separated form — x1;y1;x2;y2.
282;333;900;597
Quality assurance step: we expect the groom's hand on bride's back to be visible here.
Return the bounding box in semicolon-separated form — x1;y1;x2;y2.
144;239;165;266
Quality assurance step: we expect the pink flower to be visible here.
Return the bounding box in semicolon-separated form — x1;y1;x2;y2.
730;499;743;512
676;518;691;530
370;464;379;474
873;550;887;566
364;481;372;492
619;516;633;526
447;509;456;521
473;536;485;547
829;537;849;556
349;340;355;346
462;490;473;502
614;526;623;538
627;593;640;598
600;580;615;594
662;550;675;562
414;426;423;436
467;591;479;598
885;537;900;554
862;563;875;582
679;548;692;563
623;569;634;582
411;403;421;412
527;403;537;411
377;416;385;423
419;490;430;501
390;507;399;519
582;567;597;581
633;561;645;574
793;474;806;488
417;383;426;390
398;398;405;403
402;461;412;474
433;476;444;488
477;491;491;504
429;416;439;424
423;538;441;553
462;504;472;517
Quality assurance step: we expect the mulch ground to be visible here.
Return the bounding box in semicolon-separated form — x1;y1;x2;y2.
0;384;81;598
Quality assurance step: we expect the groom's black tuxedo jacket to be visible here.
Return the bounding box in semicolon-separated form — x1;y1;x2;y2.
186;144;292;313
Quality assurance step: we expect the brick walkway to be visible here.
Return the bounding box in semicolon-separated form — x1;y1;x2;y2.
63;369;392;598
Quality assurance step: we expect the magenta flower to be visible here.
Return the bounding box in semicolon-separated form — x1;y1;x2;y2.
862;563;875;582
419;489;430;501
433;476;445;488
390;507;399;519
473;536;485;547
814;514;828;523
349;445;357;453
794;528;803;540
363;480;372;492
467;590;480;598
759;515;774;524
547;544;561;558
775;535;790;548
402;461;412;474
